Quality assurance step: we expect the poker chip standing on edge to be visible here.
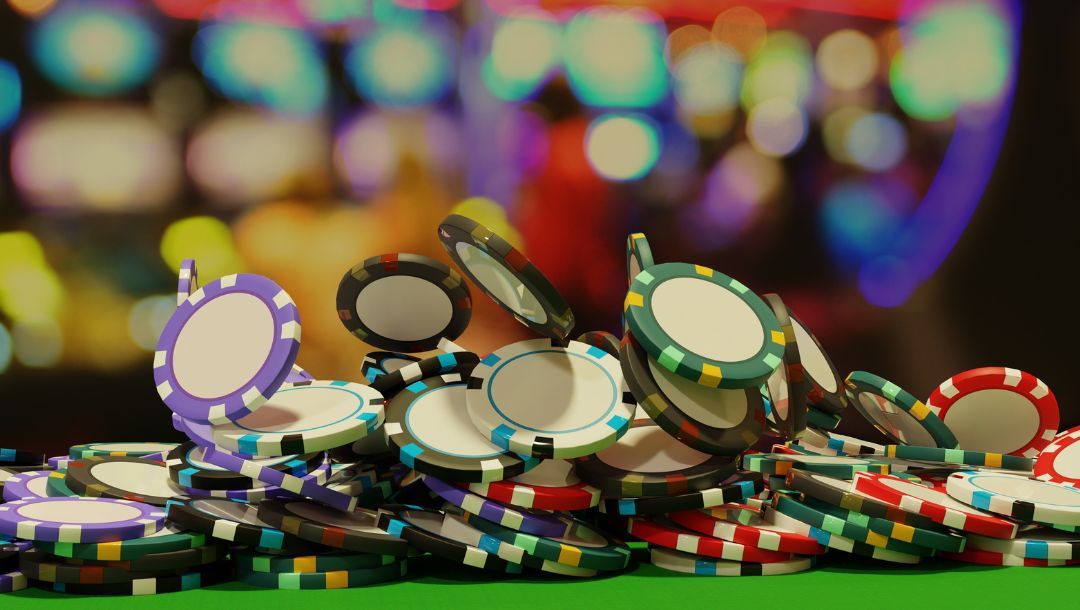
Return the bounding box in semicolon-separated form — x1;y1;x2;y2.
788;313;848;415
761;294;808;439
177;258;198;307
845;371;959;448
623;262;784;389
619;332;765;455
945;471;1080;526
626;232;656;287
384;372;538;484
154;273;301;425
0;497;166;543
336;253;472;353
926;367;1059;458
649;547;815;577
1035;426;1080;487
257;498;412;556
438;213;575;342
466;338;635;459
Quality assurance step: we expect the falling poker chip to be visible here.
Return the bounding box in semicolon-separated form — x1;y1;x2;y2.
625;232;656;287
788;313;848;415
166;441;323;491
1035;426;1080;487
926;367;1059;458
761;294;809;440
154;273;302;425
361;351;421;383
466;338;635;460
845;371;959;449
438;213;575;342
383;372;539;483
336;253;472;353
623;262;785;389
177;258;198;307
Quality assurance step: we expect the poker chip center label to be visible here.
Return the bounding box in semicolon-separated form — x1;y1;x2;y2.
792;317;836;393
406;384;508;458
487;350;618;432
597;426;714;473
648;358;746;427
854;392;936;446
355;275;454;342
231;385;372;433
455;242;546;323
651;277;764;362
944;390;1039;454
86;462;180;498
966;473;1080;505
16;499;144;524
173;292;275;399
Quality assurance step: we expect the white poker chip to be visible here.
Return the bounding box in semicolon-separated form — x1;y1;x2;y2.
946;471;1080;527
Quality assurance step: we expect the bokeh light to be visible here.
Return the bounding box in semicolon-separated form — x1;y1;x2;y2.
711;6;767;58
690;142;783;245
584;114;661;182
451;197;522;249
845;112;908;172
822;105;868;163
671;42;742;116
0;232;64;325
483;9;560;101
11;106;180;211
334;112;398;196
9;0;57;18
345;20;455;107
12;319;62;368
747;98;807;157
194;21;329;115
740;31;813;109
821;178;915;267
0;60;20;131
562;8;668;108
297;0;368;25
817;29;878;91
127;295;175;351
664;24;711;66
160;216;244;282
31;5;161;96
0;322;12;375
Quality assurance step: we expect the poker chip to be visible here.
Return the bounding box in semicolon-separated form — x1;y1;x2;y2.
1035;426;1080;487
623;262;784;389
797;495;965;553
209;379;386;457
369;351;481;396
0;497;165;543
619;332;765;455
68;443;180;460
852;472;1019;538
846;371;959;448
945;471;1080;526
649;547;815;576
47;456;74;471
789;313;847;415
463;459;601;511
233;549;397;574
256;499;411;556
177;258;198;307
965;528;1080;560
336;253;472;353
624;515;794;563
383;372;538;483
575;331;621;357
743;454;890;480
166;442;322;490
927;367;1059;458
1;447;46;467
666;509;827;555
34;523;209;561
805;407;842;431
597;472;764;516
466;338;635;459
18;546;221;584
361;351;421;383
0;545;19;572
165;497;314;552
770;494;936;556
572;422;738;497
40;562;233;596
757;505;924;564
154;273;301;425
322;463;381;497
939;547;1080;567
1;470;51;501
54;548;223;574
198;448;354;512
284;364;314;383
44;471;77;498
0;570;28;593
236;560;407;589
422;474;570;537
625;232;655;287
761;294;808;439
798;428;884;456
784;470;946;532
459;510;631;571
882;445;1033;472
438;214;575;342
64;456;184;507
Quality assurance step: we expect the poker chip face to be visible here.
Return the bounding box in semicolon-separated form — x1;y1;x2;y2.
154;273;301;425
789;314;847;414
0;497;166;544
946;471;1080;526
927;367;1059;458
439;214;575;341
761;294;808;439
69;442;180;460
336;253;472;353
626;232;655;287
1035;426;1080;487
466;338;634;459
623;262;784;389
845;371;958;448
1;471;51;502
65;456;184;507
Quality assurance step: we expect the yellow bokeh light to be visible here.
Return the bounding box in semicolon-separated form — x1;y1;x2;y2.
665;24;711;68
160;216;244;283
12;318;62;368
8;0;56;18
822;105;869;163
0;231;64;323
711;6;767;59
817;29;878;92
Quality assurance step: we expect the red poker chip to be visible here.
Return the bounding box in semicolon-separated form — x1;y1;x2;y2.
941;547;1080;567
667;509;827;555
1035;426;1080;487
461;479;601;511
623;516;794;563
926;367;1059;458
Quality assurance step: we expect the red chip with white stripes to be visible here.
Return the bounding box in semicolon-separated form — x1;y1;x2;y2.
461;459;600;511
622;516;794;563
926;367;1058;458
667;509;827;555
1035;426;1080;487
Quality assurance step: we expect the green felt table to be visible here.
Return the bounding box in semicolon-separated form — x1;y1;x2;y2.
4;553;1074;610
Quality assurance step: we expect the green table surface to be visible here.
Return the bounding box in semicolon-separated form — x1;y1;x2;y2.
5;552;1076;610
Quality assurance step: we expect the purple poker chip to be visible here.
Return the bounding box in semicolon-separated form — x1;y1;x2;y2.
177;258;199;307
0;497;166;543
285;363;315;383
1;471;51;502
154;273;302;425
178;458;331;503
1;570;28;593
47;456;73;471
199;447;354;511
422;475;569;538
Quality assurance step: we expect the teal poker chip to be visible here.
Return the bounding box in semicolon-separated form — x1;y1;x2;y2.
624;262;784;389
233;549;399;574
771;494;936;557
33;523;208;561
846;372;959;448
883;445;1033;472
458;509;631;571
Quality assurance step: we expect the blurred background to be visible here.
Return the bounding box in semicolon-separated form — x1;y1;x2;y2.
1;0;1076;455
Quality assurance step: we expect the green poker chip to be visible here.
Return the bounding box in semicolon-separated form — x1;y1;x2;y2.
799;496;966;553
459;510;631;571
743;453;890;480
846;371;959;449
806;407;842;431
237;560;407;589
623;262;784;389
882;444;1034;472
233;550;398;574
625;232;656;287
771;494;936;557
34;523;208;561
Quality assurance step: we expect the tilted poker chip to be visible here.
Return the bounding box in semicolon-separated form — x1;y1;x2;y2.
177;258;198;307
784;470;947;532
926;367;1059;458
384;372;538;483
166;442;322;491
463;459;601;511
422;474;570;538
153;273;301;425
761;294;808;439
68;443;180;460
33;523;208;562
466;338;635;459
209;380;385;457
597;472;764;516
0;497;165;544
743;454;890;480
622;515;794;563
626;232;656;287
788;312;848;415
945;471;1080;527
370;351;480;396
361;351;421;383
438;213;575;342
623;262;784;389
666;508;827;555
620;332;765;455
1035;426;1080;487
756;505;925;565
257;498;411;556
458;509;631;571
197;447;354;512
64;456;185;507
845;371;958;448
882;445;1033;472
575;331;620;357
336;253;472;353
649;547;815;577
572;422;738;497
165;497;316;553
